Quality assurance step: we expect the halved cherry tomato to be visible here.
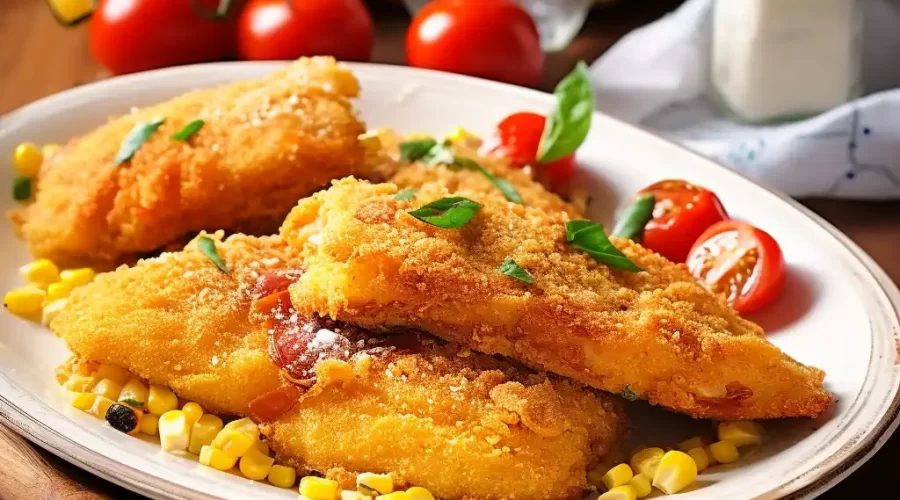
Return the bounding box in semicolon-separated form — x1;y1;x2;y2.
492;112;576;186
406;0;544;87
639;180;729;263
687;220;785;313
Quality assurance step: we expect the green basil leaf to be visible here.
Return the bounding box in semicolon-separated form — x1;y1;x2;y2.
421;144;523;205
565;220;642;272
171;119;205;141
408;197;482;229
120;398;145;408
537;61;594;164
399;138;438;162
612;193;655;241
622;385;640;401
498;257;535;284
394;188;417;201
198;236;228;273
115;117;165;165
12;176;32;201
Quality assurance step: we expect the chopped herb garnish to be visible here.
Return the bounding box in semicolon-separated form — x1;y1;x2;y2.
622;385;640;401
171;119;205;141
120;398;145;408
12;176;31;201
612;193;655;241
565;220;642;272
198;236;228;273
394;188;417;201
399;138;439;162
537;61;594;164
498;257;535;284
115;117;165;165
408;197;482;229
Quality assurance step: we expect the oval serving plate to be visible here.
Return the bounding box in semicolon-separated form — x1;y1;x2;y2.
1;62;899;500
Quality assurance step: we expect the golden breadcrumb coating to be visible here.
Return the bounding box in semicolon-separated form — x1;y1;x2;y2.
51;232;626;500
281;178;833;420
52;233;297;415
12;57;365;267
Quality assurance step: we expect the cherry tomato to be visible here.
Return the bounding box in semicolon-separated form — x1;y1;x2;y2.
238;0;374;61
89;0;241;75
639;180;729;263
687;220;785;313
493;112;576;185
406;0;544;87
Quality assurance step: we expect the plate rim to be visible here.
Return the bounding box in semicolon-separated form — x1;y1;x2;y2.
1;60;899;500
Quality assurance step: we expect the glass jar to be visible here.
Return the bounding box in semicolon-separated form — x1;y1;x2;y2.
710;0;863;123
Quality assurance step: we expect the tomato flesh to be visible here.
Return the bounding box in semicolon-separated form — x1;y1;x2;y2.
493;112;577;186
639;180;728;263
687;220;785;313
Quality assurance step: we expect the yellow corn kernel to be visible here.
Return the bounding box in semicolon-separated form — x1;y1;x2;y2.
587;465;609;489
601;463;633;490
652;450;698;495
118;378;149;406
141;413;159;436
91;378;123;401
159;410;191;452
341;491;370;500
629;447;665;478
677;436;707;452
147;385;178;416
71;392;97;411
59;268;96;288
96;364;130;385
189;414;224;454
90;396;115;419
406;487;435;500
718;421;765;447
19;259;59;287
182;402;203;427
223;417;260;437
268;464;297;488
376;493;410;500
627;474;651;499
42;143;61;158
446;127;482;148
708;440;740;464
598;485;637;500
357;472;394;495
45;282;72;304
65;374;99;393
299;476;340;500
41;297;68;326
4;287;47;316
255;439;270;456
239;448;275;480
704;445;718;466
211;429;255;457
687;447;710;472
199;445;238;471
13;142;43;177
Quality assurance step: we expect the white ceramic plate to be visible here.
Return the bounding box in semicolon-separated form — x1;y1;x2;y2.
1;62;899;500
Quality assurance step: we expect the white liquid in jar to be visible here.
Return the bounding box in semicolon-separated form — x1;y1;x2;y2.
711;0;861;123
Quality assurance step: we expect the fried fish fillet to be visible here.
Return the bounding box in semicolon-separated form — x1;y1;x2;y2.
12;57;366;267
281;178;833;420
51;233;626;500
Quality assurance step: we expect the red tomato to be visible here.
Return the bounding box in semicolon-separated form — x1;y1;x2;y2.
687;220;786;313
238;0;374;61
89;0;241;75
639;180;729;263
406;0;544;87
493;112;577;185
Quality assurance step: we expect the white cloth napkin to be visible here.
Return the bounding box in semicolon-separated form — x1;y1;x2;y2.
589;0;900;199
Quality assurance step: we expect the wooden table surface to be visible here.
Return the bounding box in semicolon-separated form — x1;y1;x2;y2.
2;0;899;499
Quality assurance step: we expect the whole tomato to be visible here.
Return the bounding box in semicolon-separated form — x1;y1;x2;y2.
238;0;375;61
89;0;241;75
406;0;544;87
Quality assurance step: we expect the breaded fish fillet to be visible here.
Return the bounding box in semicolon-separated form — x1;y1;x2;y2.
281;178;833;420
51;233;626;500
12;57;365;267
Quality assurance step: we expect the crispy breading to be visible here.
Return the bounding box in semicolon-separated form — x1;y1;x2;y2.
52;233;296;415
12;57;366;268
51;233;626;500
281;178;833;420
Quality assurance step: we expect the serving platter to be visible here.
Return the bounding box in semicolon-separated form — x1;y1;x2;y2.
1;62;899;500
